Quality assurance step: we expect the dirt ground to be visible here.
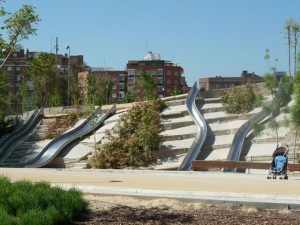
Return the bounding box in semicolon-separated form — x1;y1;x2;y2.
73;195;300;225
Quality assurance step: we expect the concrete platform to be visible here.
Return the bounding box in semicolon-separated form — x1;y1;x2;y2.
1;168;300;210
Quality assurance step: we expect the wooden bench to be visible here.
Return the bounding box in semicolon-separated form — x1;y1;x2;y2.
192;160;300;172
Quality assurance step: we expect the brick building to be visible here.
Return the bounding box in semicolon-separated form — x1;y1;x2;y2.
78;52;189;103
78;69;127;103
0;49;85;111
126;52;187;101
198;70;263;91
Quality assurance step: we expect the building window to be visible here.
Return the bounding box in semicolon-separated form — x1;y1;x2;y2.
128;69;136;76
12;53;17;57
151;70;156;76
157;86;164;94
174;71;179;76
119;83;125;90
119;92;125;100
167;70;171;76
112;85;117;90
16;67;21;71
156;69;163;76
157;77;163;85
166;79;172;85
112;93;117;99
7;67;12;71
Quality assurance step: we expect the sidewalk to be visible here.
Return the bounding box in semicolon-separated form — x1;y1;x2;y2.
1;168;300;209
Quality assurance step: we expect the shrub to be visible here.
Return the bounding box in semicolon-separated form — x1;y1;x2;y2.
220;83;258;114
46;112;80;139
0;176;87;225
91;100;162;168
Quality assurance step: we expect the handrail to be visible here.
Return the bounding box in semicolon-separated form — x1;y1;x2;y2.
0;107;44;160
21;105;116;168
179;82;207;171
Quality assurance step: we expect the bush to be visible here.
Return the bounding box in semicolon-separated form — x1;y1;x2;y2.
91;100;162;168
220;83;258;114
46;112;81;139
0;176;87;225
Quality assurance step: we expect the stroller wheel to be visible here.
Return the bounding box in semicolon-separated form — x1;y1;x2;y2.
267;176;271;179
284;176;288;180
272;176;276;179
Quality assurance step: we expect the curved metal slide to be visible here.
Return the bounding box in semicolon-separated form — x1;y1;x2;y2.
0;108;44;160
179;82;208;171
224;108;270;172
1;105;116;168
225;87;290;172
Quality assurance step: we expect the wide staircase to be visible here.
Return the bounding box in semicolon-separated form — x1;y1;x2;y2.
1;116;56;164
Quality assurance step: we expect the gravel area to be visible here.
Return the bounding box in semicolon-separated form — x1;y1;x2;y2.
73;195;300;225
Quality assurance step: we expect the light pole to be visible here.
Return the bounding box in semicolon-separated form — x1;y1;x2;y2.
66;45;70;106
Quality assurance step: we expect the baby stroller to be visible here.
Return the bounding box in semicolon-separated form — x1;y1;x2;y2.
267;145;289;180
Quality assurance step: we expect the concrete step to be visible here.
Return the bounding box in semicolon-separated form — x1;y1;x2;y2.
159;124;197;141
161;111;189;119
160;133;196;142
200;107;224;114
164;99;186;107
162;121;195;130
156;138;194;158
197;147;230;161
203;98;222;104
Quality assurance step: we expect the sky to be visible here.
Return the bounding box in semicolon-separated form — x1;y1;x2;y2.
3;0;300;86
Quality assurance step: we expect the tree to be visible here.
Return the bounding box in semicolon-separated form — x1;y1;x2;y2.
28;53;62;107
171;86;181;99
141;70;157;101
285;18;293;78
264;48;270;72
292;20;300;75
0;3;40;70
262;73;291;145
123;90;135;103
0;72;8;126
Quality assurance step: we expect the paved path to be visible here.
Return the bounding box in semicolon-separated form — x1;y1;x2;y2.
1;168;300;209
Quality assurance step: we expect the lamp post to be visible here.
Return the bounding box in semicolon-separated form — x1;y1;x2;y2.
66;45;70;106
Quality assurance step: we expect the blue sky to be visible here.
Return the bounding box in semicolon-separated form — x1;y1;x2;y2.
3;0;300;85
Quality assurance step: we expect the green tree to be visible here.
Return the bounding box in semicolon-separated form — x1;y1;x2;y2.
0;3;40;69
20;75;30;112
171;86;181;99
262;73;291;145
292;20;300;75
285;18;293;78
141;70;157;101
28;53;62;107
264;48;270;72
123;90;135;103
0;72;8;124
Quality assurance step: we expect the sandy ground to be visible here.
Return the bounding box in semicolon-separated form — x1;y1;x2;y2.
72;195;300;225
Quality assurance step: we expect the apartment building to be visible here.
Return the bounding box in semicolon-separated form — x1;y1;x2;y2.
198;70;263;91
78;69;127;103
126;52;187;101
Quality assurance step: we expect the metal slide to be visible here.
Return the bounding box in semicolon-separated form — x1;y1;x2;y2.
179;82;207;171
226;82;291;172
224;108;270;172
26;105;116;168
1;105;116;168
0;108;44;160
